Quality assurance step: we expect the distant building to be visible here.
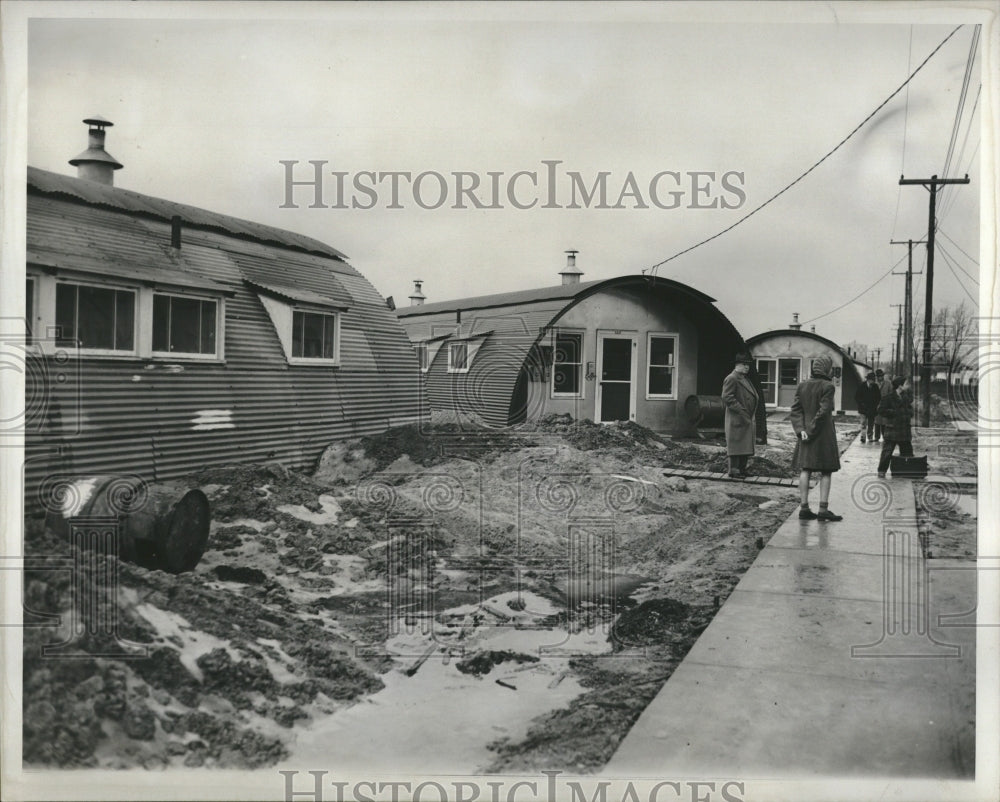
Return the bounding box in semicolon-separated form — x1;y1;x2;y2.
747;319;865;413
842;340;869;366
395;253;766;436
24;117;420;507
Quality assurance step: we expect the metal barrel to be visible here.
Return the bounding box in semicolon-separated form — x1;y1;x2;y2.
684;394;726;427
44;476;210;573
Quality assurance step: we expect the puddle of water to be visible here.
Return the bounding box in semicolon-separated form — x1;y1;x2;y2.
280;587;619;772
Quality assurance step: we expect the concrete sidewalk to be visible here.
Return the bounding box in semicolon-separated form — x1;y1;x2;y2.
605;434;976;779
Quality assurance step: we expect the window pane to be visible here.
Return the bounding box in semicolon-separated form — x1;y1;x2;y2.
649;366;673;395
322;315;335;359
77;285;115;349
416;345;428;370
200;300;217;354
152;295;170;351
115;290;135;350
554;364;579;394
55;284;77;346
555;333;581;365
301;312;325;357
292;312;303;357
650;336;674;367
779;360;799;385
167;296;202;353
451;343;467;369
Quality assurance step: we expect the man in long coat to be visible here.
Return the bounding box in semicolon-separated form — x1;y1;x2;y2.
721;353;759;479
872;368;893;442
790;354;842;521
876;376;915;477
854;372;881;443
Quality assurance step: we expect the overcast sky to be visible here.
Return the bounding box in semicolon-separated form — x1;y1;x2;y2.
13;2;992;359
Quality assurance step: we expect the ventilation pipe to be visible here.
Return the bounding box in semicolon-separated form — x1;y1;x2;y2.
68;116;123;185
559;250;583;285
409;280;426;306
789;313;802;331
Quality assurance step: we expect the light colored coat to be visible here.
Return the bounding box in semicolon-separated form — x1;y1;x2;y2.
722;369;759;456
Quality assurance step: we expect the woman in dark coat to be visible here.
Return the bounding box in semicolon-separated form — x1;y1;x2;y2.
721;353;759;479
876;376;914;477
790;355;842;521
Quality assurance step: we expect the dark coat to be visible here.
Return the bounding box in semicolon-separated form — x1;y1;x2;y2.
790;377;841;472
874;378;894;424
878;388;913;441
854;382;881;417
721;369;759;456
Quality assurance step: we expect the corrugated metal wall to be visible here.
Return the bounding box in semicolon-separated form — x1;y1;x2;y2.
24;191;422;511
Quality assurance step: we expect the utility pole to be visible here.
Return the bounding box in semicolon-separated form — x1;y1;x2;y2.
891;304;903;375
899;174;970;427
890;239;925;383
873;347;882;370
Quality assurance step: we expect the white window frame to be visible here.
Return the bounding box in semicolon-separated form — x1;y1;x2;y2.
414;342;430;372
551;328;585;399
289;308;341;366
54;278;139;357
448;341;470;373
645;332;678;400
150;291;223;361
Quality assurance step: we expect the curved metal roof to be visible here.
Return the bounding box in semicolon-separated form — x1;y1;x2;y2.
27;166;347;260
396;274;716;318
745;328;855;361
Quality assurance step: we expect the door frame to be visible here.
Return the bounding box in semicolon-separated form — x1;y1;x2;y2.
595;330;638;423
756;357;778;407
777;357;802;408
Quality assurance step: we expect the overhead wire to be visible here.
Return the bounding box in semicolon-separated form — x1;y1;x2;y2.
891;25;915;241
937;227;979;266
645;24;964;277
937;240;979;287
801;252;908;326
937;245;978;303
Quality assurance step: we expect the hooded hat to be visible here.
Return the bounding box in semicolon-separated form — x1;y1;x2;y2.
811;355;833;379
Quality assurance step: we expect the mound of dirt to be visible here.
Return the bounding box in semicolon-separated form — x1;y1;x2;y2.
455;650;541;677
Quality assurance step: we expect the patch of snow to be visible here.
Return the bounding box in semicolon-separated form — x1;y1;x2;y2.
210;517;270;532
278;494;341;525
134;604;238;682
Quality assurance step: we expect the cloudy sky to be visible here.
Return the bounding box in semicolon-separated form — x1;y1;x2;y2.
10;2;992;359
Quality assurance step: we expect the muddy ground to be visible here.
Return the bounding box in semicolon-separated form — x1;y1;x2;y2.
24;413;871;772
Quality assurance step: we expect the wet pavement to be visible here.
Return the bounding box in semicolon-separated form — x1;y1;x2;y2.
604;433;978;779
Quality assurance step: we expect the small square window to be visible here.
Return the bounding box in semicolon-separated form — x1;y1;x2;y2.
55;282;135;352
292;310;337;361
153;294;218;356
415;343;429;372
448;342;469;372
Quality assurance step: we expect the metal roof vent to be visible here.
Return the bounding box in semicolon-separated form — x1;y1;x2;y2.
409;279;426;306
69;116;123;186
789;312;802;330
560;250;583;285
810;324;816;333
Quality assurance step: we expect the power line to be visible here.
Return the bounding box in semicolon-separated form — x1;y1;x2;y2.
937;240;979;291
891;25;915;241
937;227;979;266
801;253;908;325
938;247;978;303
645;24;964;276
941;26;979;179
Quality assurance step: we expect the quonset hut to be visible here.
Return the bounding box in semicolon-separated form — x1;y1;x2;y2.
395;253;766;438
23;118;420;508
747;316;865;413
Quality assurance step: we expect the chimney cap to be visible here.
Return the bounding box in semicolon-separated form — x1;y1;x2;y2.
82;115;114;128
